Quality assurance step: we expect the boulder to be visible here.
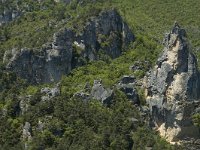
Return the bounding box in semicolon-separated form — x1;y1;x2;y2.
145;23;200;142
73;80;113;105
91;80;113;105
40;85;60;101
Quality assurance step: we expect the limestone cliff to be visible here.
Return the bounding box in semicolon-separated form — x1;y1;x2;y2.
145;23;200;142
3;9;134;83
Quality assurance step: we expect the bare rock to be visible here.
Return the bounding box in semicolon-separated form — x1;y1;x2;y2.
4;10;134;83
19;95;32;115
91;80;113;105
41;85;60;101
145;23;200;142
23;122;32;141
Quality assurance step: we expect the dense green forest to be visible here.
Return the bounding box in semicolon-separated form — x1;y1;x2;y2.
0;0;200;149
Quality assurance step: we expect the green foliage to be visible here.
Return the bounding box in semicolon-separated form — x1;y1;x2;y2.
192;113;200;127
21;90;139;149
1;0;200;61
0;116;23;149
1;0;198;149
0;70;26;105
136;87;146;105
0;0;108;61
61;35;159;99
72;43;84;55
25;86;40;95
132;127;181;150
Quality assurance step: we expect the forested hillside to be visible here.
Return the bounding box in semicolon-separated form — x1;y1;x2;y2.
0;0;200;149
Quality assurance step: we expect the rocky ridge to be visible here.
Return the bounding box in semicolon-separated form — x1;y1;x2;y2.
74;76;140;106
145;23;200;143
3;9;134;83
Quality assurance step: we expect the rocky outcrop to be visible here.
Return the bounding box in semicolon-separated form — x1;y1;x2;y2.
19;84;60;116
74;76;140;106
23;121;32;150
74;80;113;105
40;85;61;101
117;75;140;105
91;80;113;105
0;0;25;26
0;8;21;26
4;9;134;83
145;23;200;142
23;122;32;141
19;95;31;115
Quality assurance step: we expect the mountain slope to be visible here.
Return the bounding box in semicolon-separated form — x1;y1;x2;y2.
0;0;200;149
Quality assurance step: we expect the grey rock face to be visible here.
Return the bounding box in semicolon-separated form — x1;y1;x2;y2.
5;28;73;83
117;75;140;105
0;7;21;26
23;122;32;141
40;85;61;101
91;80;113;105
145;24;200;142
4;10;134;83
19;95;32;115
22;122;32;150
71;9;134;67
74;80;113;105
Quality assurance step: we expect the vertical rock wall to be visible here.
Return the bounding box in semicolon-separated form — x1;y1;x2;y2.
146;23;200;142
4;10;134;83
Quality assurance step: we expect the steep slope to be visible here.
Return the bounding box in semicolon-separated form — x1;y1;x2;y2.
1;0;200;149
145;23;200;142
3;9;134;83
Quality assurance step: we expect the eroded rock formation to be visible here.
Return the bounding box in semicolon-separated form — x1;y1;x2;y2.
73;80;113;105
145;23;200;142
4;9;134;83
